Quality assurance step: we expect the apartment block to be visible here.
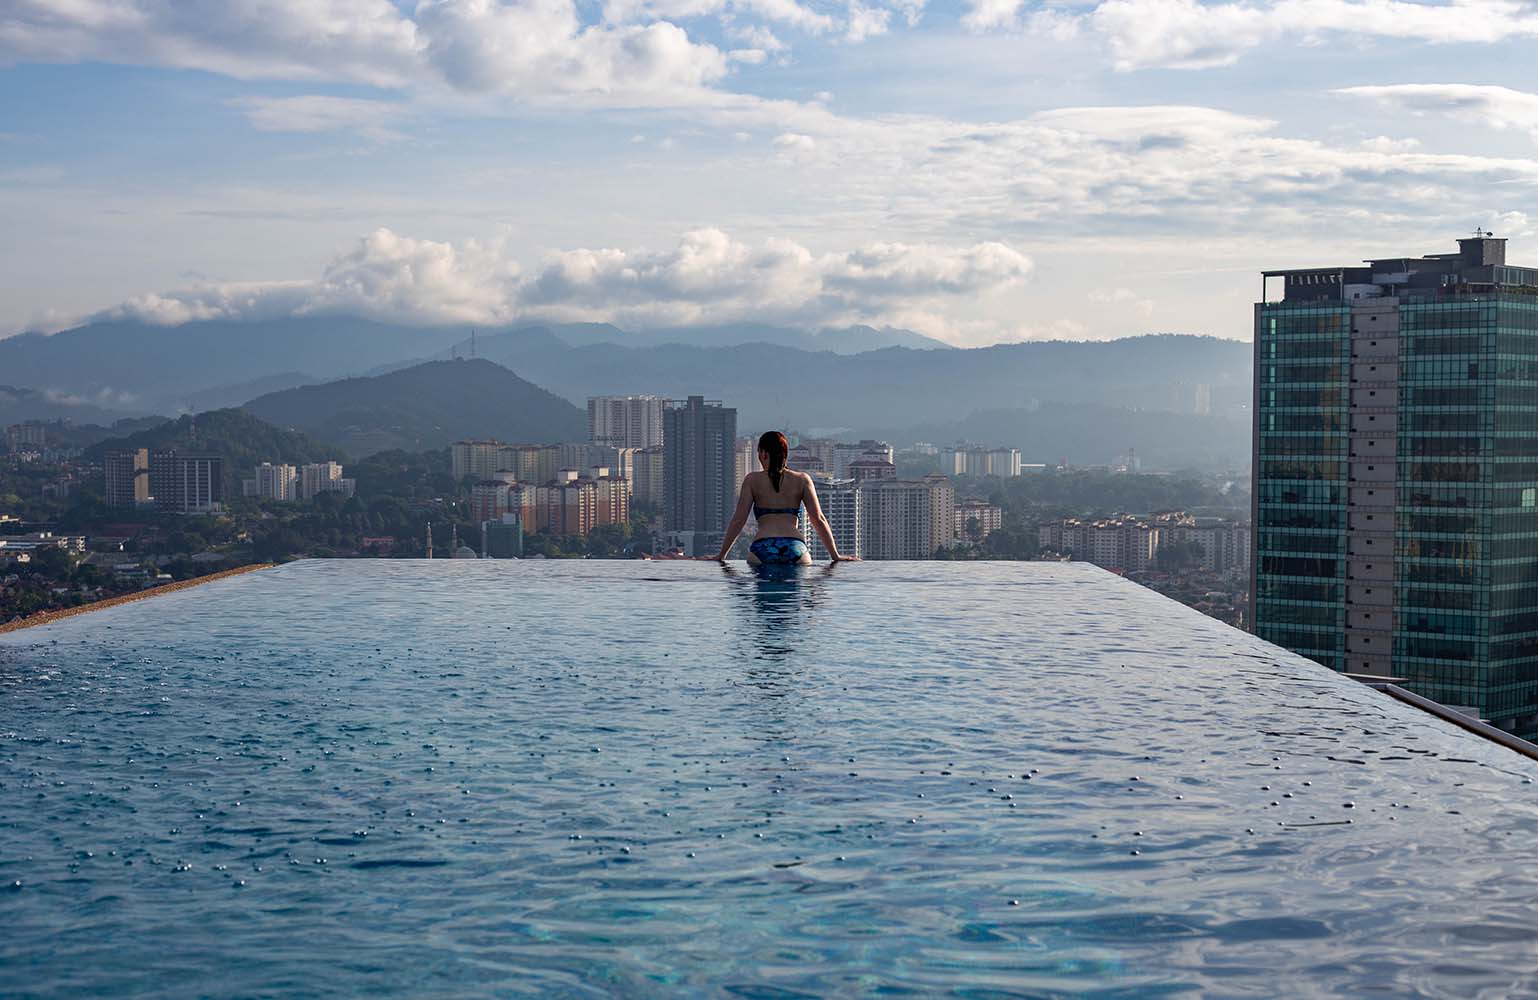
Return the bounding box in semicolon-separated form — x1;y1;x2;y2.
589;395;666;449
104;449;151;508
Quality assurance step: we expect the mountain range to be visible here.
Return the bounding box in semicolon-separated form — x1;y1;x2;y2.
0;315;1254;469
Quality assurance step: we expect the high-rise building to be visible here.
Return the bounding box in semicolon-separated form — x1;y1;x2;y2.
4;422;47;452
104;449;151;508
942;445;1023;478
149;451;224;514
832;440;894;478
299;462;356;500
469;473;519;522
663;396;737;536
858;474;955;559
482;513;524;558
244;462;298;501
1253;234;1538;733
799;477;861;560
734;436;756;487
955;499;1004;542
451;441;519;482
632;446;666;508
589;395;666;449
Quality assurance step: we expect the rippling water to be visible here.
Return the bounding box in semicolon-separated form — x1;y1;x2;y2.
4;560;1538;998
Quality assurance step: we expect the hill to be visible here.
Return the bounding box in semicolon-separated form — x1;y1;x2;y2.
0;317;468;414
242;358;588;457
85;409;342;491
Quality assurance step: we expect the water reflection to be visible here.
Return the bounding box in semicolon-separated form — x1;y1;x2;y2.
721;563;837;664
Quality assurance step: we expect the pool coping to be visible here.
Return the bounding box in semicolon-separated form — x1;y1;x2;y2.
0;563;276;635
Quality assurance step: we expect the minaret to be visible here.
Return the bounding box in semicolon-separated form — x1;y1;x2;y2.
451;523;459;553
425;521;433;559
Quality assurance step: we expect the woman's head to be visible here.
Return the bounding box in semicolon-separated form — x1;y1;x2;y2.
758;430;789;491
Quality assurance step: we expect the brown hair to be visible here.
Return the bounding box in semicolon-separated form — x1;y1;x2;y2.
758;431;789;492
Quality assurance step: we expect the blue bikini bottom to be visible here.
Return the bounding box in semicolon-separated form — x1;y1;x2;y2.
750;536;808;564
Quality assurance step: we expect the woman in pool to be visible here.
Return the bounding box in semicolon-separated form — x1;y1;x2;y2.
713;431;856;565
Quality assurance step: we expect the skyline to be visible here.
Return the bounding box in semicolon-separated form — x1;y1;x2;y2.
4;1;1538;344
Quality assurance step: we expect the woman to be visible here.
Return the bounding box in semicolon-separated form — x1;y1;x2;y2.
714;431;856;565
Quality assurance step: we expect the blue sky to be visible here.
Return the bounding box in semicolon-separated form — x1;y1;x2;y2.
3;0;1538;345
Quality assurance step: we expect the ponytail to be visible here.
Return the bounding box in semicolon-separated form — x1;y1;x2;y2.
758;431;789;492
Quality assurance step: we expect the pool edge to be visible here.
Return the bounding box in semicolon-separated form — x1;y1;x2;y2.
0;563;278;635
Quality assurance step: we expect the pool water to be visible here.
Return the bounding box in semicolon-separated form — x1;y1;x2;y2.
5;561;1538;998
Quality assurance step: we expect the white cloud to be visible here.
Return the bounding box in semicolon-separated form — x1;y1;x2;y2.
1089;286;1155;317
958;0;1538;70
0;0;729;105
97;227;1035;337
1338;83;1538;141
233;95;408;140
843;0;893;41
773;130;817;153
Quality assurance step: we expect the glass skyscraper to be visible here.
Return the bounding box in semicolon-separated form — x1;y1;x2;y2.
1253;235;1538;735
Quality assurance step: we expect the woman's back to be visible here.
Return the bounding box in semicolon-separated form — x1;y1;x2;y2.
748;469;805;516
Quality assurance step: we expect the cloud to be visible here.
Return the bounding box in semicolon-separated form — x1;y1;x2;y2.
1338;84;1538;141
97;227;1035;337
0;0;729;105
232;95;408;140
954;0;1538;70
1089;286;1155;317
773;130;817;153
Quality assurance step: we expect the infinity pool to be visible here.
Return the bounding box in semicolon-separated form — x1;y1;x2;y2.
4;561;1538;997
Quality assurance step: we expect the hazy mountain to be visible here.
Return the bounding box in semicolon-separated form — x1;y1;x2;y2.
499;322;954;352
0;317;469;413
888;404;1251;471
85;409;340;491
0;384;143;425
460;333;1252;436
243;359;588;457
179;372;320;413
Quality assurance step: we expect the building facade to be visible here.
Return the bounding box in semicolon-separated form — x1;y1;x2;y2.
942;445;1023;478
104;448;151;508
799;477;862;560
243;462;298;501
149;451;224;515
1253;235;1538;733
955;499;1004;542
663;396;737;537
588;395;666;449
858;474;955;559
632;446;665;508
299;462;355;500
451;441;519;482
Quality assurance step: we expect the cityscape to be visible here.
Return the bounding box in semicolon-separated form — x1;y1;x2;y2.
7;3;1538;997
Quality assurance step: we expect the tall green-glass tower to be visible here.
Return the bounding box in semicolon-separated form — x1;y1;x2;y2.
1253;235;1538;735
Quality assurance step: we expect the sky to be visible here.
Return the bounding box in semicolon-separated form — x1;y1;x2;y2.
2;0;1538;347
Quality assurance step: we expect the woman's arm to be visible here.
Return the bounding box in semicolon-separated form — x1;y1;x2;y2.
802;476;855;561
713;477;754;561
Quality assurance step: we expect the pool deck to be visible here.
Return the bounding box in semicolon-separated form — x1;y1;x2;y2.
0;562;275;635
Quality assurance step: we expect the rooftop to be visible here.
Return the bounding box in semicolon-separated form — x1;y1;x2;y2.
5;562;1538;996
1261;235;1538;303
